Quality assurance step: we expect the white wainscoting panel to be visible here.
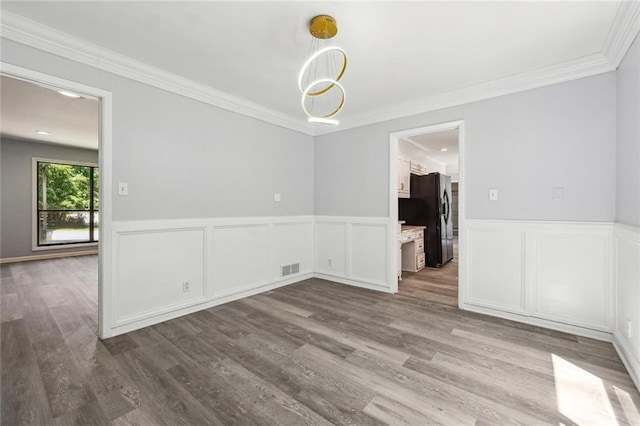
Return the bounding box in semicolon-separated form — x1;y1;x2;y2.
110;216;313;335
315;221;347;277
273;222;314;280
211;224;269;296
467;228;525;314
114;227;207;325
613;223;640;390
463;220;614;339
314;217;391;292
532;230;611;331
350;223;389;287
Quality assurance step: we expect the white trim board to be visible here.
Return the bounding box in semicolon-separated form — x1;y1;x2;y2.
1;6;638;137
0;250;98;264
0;62;114;340
612;223;640;391
389;120;466;296
31;157;100;252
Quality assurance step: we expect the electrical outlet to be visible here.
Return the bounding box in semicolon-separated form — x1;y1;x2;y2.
489;189;498;201
182;281;190;292
628;319;632;338
328;258;333;267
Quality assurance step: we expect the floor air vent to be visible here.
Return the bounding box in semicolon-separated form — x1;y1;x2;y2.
281;263;300;277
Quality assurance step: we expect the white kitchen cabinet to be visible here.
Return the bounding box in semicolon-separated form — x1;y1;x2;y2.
401;227;426;272
410;161;427;176
398;158;411;198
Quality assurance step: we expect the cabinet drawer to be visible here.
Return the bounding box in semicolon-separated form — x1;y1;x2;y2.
416;253;426;269
415;237;424;253
415;230;424;239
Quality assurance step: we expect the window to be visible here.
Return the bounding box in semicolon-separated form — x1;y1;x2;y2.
35;160;99;247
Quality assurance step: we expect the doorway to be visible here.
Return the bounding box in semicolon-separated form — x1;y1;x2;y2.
388;121;465;308
0;63;113;338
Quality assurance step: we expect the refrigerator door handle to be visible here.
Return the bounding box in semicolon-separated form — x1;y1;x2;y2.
442;191;451;224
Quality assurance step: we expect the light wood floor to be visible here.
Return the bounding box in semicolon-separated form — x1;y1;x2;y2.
2;255;640;425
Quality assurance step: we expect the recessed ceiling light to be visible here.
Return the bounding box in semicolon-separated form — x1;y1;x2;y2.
440;148;448;152
57;90;81;98
35;130;51;135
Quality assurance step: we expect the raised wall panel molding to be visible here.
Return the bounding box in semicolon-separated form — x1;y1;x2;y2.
3;8;638;137
462;220;615;338
466;227;527;314
110;216;314;334
211;224;270;295
314;216;391;291
349;222;389;287
613;223;640;391
531;229;612;332
113;226;208;326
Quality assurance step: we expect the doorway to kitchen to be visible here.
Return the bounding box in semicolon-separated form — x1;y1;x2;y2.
388;121;465;308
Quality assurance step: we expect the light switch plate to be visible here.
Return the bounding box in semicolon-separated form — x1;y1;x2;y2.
489;189;498;201
273;193;281;202
118;182;128;196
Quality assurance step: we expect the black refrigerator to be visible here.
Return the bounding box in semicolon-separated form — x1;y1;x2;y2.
399;172;454;267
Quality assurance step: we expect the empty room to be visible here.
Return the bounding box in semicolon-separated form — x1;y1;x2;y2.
1;2;639;424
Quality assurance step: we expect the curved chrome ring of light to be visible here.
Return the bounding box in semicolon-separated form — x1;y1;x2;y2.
301;78;345;120
298;46;348;97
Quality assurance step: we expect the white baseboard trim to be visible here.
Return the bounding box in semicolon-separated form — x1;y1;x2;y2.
613;336;640;392
108;272;313;338
462;302;613;342
313;272;393;293
0;249;98;264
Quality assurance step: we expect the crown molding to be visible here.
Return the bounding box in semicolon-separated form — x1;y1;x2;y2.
2;5;639;139
0;11;315;136
314;51;615;136
314;1;640;136
602;0;640;69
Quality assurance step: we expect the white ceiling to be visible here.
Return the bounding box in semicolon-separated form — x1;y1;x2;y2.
400;129;459;165
1;1;634;135
0;76;99;149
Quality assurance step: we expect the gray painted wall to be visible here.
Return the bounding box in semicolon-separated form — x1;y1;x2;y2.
616;34;640;228
1;38;314;222
0;138;99;258
315;72;617;221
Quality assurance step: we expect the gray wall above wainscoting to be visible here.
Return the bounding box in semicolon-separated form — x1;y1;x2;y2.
616;33;640;228
315;72;617;222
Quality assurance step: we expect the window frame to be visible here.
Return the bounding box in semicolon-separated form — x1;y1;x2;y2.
31;157;99;251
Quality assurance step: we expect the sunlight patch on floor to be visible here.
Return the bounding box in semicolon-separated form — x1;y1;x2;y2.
552;354;617;425
614;385;640;425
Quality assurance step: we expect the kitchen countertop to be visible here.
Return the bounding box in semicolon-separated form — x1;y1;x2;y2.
401;225;426;233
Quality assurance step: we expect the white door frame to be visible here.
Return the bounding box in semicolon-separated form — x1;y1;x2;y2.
1;62;114;338
388;120;466;307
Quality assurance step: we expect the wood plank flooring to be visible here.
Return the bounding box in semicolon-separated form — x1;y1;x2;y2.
398;236;459;307
2;255;640;425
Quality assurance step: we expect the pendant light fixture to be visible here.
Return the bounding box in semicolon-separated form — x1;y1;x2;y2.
299;15;347;125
